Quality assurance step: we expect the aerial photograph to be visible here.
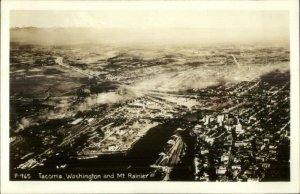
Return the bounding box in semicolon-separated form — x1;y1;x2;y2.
9;10;290;181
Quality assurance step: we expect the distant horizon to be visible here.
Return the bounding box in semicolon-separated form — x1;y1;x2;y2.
10;27;289;47
10;10;289;46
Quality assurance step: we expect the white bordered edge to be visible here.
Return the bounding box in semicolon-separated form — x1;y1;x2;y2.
1;0;299;193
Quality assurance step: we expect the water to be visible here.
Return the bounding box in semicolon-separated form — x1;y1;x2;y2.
169;129;196;181
24;119;183;179
11;116;198;181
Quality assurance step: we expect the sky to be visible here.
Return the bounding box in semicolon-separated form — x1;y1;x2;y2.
10;10;289;45
11;10;289;29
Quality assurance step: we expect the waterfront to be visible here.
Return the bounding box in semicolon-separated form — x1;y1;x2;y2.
9;42;290;181
12;119;189;180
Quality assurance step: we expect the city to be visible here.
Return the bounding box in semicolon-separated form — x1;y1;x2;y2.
9;39;290;181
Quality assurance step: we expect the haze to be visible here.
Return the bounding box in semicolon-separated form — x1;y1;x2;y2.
10;10;289;46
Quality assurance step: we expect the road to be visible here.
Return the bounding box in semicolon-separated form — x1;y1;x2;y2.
55;57;95;78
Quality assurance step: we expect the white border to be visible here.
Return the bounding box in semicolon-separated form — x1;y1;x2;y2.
1;1;299;193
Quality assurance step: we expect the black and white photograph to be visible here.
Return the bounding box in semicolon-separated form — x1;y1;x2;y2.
1;0;299;193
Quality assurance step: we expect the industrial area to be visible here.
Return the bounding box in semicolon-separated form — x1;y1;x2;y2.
9;39;290;181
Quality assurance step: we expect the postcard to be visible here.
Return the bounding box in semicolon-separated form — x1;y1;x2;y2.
1;0;299;193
